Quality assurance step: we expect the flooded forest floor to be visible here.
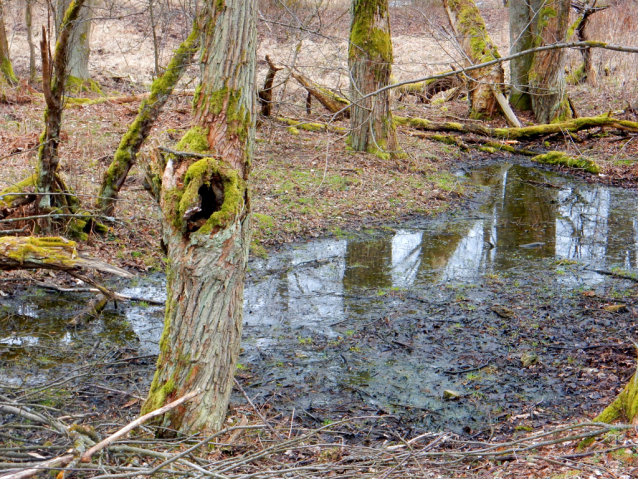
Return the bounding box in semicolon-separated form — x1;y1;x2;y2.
4;157;638;476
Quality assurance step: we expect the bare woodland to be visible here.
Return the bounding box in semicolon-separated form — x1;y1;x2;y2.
1;0;638;477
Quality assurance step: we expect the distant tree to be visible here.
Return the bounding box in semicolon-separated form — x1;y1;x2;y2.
509;0;571;122
528;0;571;123
140;0;256;435
0;0;18;85
56;0;94;90
348;0;397;159
36;0;87;225
509;0;534;110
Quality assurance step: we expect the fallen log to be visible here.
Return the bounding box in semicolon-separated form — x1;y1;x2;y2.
395;114;638;140
291;72;350;119
0;236;132;277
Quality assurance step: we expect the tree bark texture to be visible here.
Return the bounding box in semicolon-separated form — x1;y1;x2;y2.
97;22;201;216
0;0;17;84
56;0;92;82
444;0;504;118
141;0;257;435
509;0;534;109
348;0;397;158
529;0;572;123
36;0;86;213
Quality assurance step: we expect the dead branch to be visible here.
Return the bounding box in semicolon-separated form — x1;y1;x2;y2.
258;55;283;117
79;389;200;463
291;71;350;119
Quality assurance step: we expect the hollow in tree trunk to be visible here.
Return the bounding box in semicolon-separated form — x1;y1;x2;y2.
140;0;256;435
97;21;201;216
348;0;397;159
528;0;572;123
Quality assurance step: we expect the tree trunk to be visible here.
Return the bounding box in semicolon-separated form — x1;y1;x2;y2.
140;0;256;436
291;71;350;119
25;0;37;84
528;0;571;123
509;0;534;110
443;0;504;118
97;21;201;216
36;0;86;215
56;0;92;86
0;0;17;84
348;0;397;158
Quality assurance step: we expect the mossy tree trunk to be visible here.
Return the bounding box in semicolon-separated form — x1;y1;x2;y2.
56;0;92;87
509;0;534;110
36;0;86;217
443;0;504;118
140;0;256;436
348;0;397;158
528;0;572;123
96;21;201;216
0;0;17;85
594;356;638;424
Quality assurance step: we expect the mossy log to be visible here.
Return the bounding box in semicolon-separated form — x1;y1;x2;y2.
0;236;132;277
395;114;638;140
275;116;347;133
291;72;350;119
531;150;600;174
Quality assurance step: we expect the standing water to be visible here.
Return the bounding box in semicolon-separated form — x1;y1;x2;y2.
2;163;637;431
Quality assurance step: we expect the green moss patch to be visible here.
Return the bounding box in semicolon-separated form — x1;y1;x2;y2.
531;151;601;174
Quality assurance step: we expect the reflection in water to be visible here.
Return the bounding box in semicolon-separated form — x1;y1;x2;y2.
391;230;422;287
245;164;638;335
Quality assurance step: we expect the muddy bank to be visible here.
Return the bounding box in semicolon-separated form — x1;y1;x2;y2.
2;162;638;438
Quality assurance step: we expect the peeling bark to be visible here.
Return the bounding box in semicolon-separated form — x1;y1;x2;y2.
141;0;257;436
